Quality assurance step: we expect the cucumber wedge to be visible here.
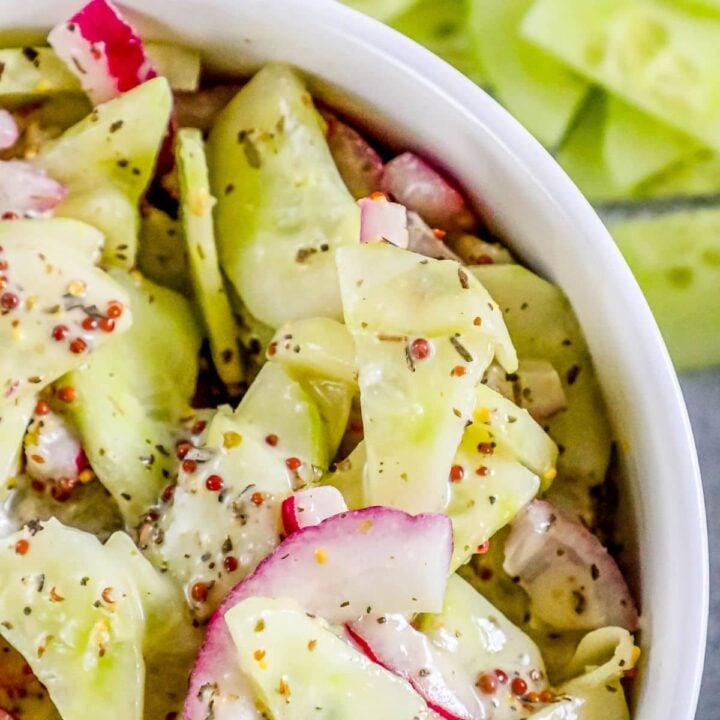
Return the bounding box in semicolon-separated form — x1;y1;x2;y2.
0;519;146;720
603;95;700;188
145;43;201;92
137;207;189;295
635;148;720;199
522;0;720;153
35;77;173;268
323;440;367;510
610;207;720;370
208;63;360;328
337;243;516;514
390;0;488;85
177;128;243;394
472;265;613;522
0;219;132;410
468;0;588;147
0;395;33;490
225;597;429;719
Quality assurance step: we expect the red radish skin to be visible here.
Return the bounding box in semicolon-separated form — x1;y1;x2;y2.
381;152;477;233
504;500;639;631
48;0;156;104
321;109;384;199
280;486;347;535
0;111;18;151
0;161;66;217
0;709;18;720
359;196;409;248
185;507;452;720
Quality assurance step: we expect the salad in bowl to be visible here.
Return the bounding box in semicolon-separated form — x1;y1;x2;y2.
0;2;642;719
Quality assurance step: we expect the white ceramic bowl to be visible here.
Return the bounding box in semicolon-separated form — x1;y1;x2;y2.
5;1;709;717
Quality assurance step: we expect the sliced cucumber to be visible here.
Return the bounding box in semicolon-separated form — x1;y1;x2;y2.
35;77;173;268
472;265;612;521
522;0;720;153
337;243;516;514
225;596;429;719
145;43;201;92
0;219;132;410
390;0;488;85
302;377;353;460
468;0;588;147
0;395;33;491
0;519;145;720
208;63;360;328
610;207;720;370
66;270;201;525
635;148;720;199
153;407;293;618
342;0;417;21
603;94;700;188
323;440;367;510
235;362;330;473
177;128;243;394
137;207;189;295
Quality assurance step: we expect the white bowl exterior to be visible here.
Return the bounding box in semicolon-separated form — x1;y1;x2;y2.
3;1;708;718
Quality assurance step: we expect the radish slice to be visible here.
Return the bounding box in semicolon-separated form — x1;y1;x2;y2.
381;152;477;232
47;0;156;105
348;615;478;720
504;501;639;632
0;110;19;151
359;195;408;247
0;709;18;720
281;486;348;534
185;507;452;720
407;211;462;261
321;109;384;199
24;410;84;484
0;160;66;217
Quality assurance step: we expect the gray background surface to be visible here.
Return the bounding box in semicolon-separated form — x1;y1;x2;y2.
680;369;719;719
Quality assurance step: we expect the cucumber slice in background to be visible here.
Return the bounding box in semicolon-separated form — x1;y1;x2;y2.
342;0;417;21
177;128;243;394
390;0;488;85
603;94;701;188
634;148;720;199
609;207;720;370
0;219;132;410
472;265;612;525
208;63;360;328
0;519;146;720
337;243;516;515
144;43;201;92
35;77;173;268
137;207;189;295
468;0;588;147
522;0;720;153
225;596;429;719
66;270;201;525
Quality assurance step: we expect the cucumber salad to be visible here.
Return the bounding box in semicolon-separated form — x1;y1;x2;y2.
0;2;641;719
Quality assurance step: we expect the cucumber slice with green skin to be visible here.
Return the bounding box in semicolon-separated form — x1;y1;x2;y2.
337;243;516;514
0;44;200;106
390;0;488;86
610;207;720;370
603;95;700;189
522;0;720;154
66;270;200;526
448;423;540;569
418;575;547;706
302;378;353;461
137;207;189;295
342;0;417;21
0;519;146;720
177;128;244;394
468;0;588;148
235;362;330;473
208;63;360;328
633;148;720;199
35;77;173;268
268;317;357;385
0;395;33;490
472;265;612;522
153;407;294;619
225;597;430;720
0;219;132;410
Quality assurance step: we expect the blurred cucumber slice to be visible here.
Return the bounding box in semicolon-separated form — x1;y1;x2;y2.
137;208;189;295
604;95;701;188
610;208;720;370
468;0;588;147
522;0;720;153
390;0;487;85
342;0;416;21
635;149;720;199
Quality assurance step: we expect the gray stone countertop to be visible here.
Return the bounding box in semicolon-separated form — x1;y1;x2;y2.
680;369;719;718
